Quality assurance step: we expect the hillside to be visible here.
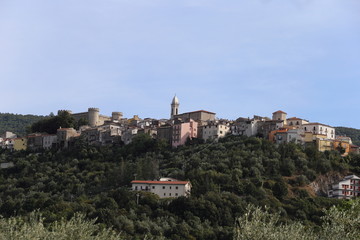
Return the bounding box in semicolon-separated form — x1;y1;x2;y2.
0;113;46;137
0;135;359;239
335;126;360;146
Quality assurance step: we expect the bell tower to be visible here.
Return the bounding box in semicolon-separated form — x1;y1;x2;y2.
171;95;179;119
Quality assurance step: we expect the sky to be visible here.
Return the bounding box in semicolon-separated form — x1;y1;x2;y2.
1;0;359;128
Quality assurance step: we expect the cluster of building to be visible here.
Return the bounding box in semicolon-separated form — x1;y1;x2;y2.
232;110;359;156
2;96;360;199
1;96;358;157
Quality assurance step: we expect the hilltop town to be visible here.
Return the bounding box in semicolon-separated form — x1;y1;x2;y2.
0;97;360;239
1;95;359;156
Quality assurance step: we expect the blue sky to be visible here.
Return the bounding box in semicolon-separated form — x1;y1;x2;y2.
1;0;359;128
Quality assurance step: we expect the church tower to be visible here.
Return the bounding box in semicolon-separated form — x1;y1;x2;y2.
171;95;179;119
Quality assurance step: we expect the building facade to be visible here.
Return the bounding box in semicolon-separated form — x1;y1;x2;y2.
201;123;230;141
175;110;216;123
172;119;198;147
328;175;360;199
131;179;191;198
302;123;335;140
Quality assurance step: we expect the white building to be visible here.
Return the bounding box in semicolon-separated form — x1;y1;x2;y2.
201;123;230;141
131;179;191;198
302;123;335;140
0;131;17;139
0;138;15;150
231;119;260;137
328;175;360;199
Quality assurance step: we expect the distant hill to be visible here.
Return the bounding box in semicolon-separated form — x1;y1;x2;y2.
0;113;46;137
335;126;360;146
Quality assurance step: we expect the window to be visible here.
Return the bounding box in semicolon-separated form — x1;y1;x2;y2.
162;186;165;189
176;186;178;189
170;186;172;189
164;193;166;196
175;193;178;196
152;186;155;189
169;193;171;196
135;186;138;190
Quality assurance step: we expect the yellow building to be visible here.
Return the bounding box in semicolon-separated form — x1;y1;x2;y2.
304;132;333;152
13;138;27;151
316;138;333;152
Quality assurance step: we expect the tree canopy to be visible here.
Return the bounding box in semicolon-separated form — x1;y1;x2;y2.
0;135;358;239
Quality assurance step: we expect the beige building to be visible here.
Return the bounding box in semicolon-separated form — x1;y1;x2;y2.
201;123;230;141
131;179;191;198
0;131;17;139
272;110;287;124
175;110;216;123
57;128;80;148
14;138;27;151
59;108;122;127
286;117;309;127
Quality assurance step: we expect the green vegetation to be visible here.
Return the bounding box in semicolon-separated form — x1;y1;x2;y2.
0;212;122;239
30;111;77;134
235;199;360;240
335;126;360;146
0;135;359;239
0;113;45;136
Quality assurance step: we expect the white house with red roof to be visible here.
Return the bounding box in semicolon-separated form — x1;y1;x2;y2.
131;178;191;198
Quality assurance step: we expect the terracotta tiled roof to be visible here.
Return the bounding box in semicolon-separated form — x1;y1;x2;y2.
273;110;287;114
287;117;302;120
179;110;216;115
131;180;190;185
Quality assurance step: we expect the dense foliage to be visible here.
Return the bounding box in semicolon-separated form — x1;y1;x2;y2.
0;135;359;239
0;113;45;137
335;126;360;146
0;212;122;239
30;111;86;134
235;199;360;240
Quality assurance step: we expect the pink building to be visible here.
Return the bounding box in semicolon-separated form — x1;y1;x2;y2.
172;119;198;147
